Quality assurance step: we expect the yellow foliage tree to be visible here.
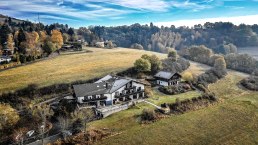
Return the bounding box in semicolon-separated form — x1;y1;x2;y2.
51;30;63;49
7;34;14;51
39;31;47;43
0;103;19;130
31;31;39;43
182;72;194;82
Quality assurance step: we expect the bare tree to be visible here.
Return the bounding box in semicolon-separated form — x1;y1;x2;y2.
75;109;94;135
57;116;70;139
32;104;50;145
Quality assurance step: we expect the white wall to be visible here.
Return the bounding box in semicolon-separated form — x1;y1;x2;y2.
132;82;144;90
157;80;169;86
76;81;145;104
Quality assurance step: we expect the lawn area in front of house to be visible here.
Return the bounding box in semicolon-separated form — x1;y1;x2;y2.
88;71;258;145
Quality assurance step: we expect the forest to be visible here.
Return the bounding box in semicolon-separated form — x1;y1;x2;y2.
86;22;258;53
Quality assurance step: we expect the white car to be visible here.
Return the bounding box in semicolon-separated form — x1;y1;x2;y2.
26;130;35;137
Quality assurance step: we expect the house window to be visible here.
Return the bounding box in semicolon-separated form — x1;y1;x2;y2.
88;96;92;99
138;87;142;91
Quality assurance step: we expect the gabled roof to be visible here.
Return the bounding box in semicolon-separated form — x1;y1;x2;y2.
109;78;131;93
73;82;109;97
73;75;145;97
95;75;113;83
154;71;180;80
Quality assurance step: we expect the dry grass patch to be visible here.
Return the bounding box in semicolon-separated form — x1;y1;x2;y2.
0;47;166;92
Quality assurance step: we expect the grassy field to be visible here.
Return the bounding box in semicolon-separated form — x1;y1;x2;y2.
88;67;258;145
0;47;166;93
1;47;257;144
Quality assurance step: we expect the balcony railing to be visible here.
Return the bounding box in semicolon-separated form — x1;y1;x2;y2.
115;90;144;98
82;96;107;102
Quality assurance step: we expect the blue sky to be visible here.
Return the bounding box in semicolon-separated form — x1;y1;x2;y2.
0;0;258;28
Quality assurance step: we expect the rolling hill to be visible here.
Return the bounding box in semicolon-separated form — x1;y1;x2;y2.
0;47;257;144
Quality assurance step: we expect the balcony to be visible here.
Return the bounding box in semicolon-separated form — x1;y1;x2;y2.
115;90;144;98
82;96;107;102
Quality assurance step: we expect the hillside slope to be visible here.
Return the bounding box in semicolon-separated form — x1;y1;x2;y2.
90;66;258;145
0;47;166;92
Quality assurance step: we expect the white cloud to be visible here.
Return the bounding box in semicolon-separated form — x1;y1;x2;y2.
155;15;258;27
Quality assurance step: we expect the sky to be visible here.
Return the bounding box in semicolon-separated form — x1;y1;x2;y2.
0;0;258;28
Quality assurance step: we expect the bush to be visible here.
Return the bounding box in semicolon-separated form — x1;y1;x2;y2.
240;77;258;91
131;43;143;50
141;109;157;122
159;84;191;95
168;93;218;114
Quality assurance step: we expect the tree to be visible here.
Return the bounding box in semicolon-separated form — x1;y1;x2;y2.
168;50;177;61
57;116;70;139
106;40;114;49
0;103;19;131
214;57;227;70
31;104;51;145
51;29;63;49
67;28;75;36
75;109;94;135
182;72;194;82
6;34;14;51
42;41;56;55
17;28;26;47
149;55;162;73
39;31;47;43
134;58;151;72
0;24;11;45
62;33;70;44
131;43;143;50
141;54;162;73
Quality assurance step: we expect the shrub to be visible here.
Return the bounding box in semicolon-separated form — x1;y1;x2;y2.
168;93;217;114
141;109;157;122
240;77;258;91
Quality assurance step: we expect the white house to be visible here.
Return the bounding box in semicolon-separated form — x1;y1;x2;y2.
0;56;12;63
73;75;145;107
154;71;182;87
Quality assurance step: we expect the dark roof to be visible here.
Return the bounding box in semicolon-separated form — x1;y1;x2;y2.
73;75;145;97
73;82;110;97
154;71;181;80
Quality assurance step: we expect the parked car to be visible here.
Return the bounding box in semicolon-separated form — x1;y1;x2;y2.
26;130;35;137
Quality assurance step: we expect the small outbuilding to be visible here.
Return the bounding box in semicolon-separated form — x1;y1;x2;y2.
154;71;181;86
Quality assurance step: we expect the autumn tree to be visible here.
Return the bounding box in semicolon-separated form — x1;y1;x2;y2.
6;34;14;51
51;29;63;49
31;104;51;145
134;58;151;72
182;72;194;82
0;103;19;131
39;31;47;43
214;57;227;70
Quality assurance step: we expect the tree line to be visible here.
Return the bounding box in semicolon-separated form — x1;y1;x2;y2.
0;17;78;64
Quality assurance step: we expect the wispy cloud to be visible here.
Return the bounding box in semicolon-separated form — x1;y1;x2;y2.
0;0;257;26
0;0;214;20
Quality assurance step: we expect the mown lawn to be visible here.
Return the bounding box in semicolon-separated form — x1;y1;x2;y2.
0;47;166;93
89;68;258;145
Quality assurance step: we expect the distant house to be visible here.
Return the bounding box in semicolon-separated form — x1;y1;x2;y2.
0;56;12;63
73;75;145;107
154;71;182;86
95;42;105;48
